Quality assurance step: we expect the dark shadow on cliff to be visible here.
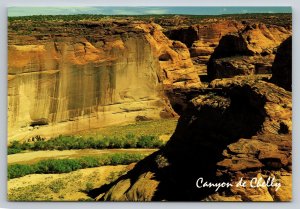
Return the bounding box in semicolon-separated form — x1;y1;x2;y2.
271;36;292;91
88;83;267;201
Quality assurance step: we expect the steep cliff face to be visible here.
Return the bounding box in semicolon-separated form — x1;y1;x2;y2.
207;23;291;80
165;20;243;74
8;22;201;140
135;23;200;89
94;77;292;201
165;21;291;78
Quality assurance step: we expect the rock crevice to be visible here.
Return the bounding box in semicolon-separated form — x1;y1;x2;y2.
92;77;292;201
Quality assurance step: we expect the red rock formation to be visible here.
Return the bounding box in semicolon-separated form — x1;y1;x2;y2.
93;77;292;201
207;23;291;80
165;20;243;75
8;21;201;141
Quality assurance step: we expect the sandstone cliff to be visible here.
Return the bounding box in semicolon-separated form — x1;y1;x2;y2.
165;20;291;78
207;23;291;80
165;20;243;75
93;77;292;201
8;14;292;202
8;21;200;141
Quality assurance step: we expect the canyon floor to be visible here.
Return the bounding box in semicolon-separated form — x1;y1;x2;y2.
7;119;177;201
8;165;129;201
8;13;292;201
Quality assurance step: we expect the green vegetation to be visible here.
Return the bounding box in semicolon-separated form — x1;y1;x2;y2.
8;13;291;22
8;13;291;36
84;182;94;193
8;167;127;201
8;134;164;155
8;164;36;179
8;14;107;22
8;153;145;179
86;119;177;138
8;119;178;155
8;184;48;201
49;179;65;193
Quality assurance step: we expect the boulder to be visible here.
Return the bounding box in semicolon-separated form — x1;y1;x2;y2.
93;77;292;201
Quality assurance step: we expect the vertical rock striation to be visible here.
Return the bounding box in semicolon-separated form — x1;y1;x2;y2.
207;23;291;80
8;22;201;140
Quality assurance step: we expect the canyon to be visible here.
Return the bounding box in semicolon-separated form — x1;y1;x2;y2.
8;13;292;201
8;20;201;141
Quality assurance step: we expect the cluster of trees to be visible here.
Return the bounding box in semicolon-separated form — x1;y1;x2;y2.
8;153;145;179
8;134;164;155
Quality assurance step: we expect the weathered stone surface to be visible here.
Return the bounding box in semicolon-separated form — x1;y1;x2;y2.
203;193;242;201
271;36;292;91
95;77;292;201
209;78;292;134
164;19;291;81
227;138;278;155
269;173;292;201
217;158;264;171
219;136;290;172
97;171;159;201
207;23;291;80
189;41;215;57
8;22;201;141
230;173;274;201
165;21;243;75
137;23;201;89
8;16;292;202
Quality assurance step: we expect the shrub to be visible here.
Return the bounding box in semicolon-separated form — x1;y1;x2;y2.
85;182;94;192
137;135;163;148
78;157;101;168
35;159;82;173
49;179;65;193
32;141;49;151
108;137;124;148
8;148;22;155
8;164;37;179
123;133;137;148
94;137;110;149
8;153;145;179
110;153;143;165
8;134;165;154
8;140;33;154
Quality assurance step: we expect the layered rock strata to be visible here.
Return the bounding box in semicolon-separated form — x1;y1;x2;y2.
8;22;201;140
165;21;291;78
94;77;292;201
165;21;243;75
207;23;291;80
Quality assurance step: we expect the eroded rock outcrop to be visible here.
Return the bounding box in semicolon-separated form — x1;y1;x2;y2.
93;77;292;201
271;36;292;91
207;23;291;80
165;20;243;75
8;22;201;140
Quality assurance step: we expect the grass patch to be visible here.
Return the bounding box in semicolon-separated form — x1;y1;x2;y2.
49;179;65;193
8;153;144;179
87;119;177;138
